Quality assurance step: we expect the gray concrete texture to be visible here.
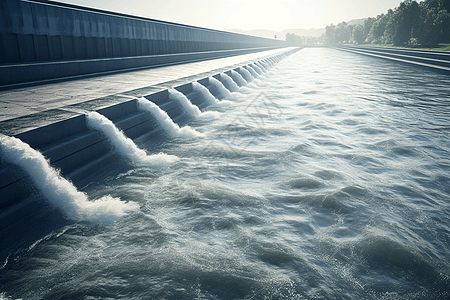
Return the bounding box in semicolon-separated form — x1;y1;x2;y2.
0;0;285;87
339;46;450;74
0;0;284;64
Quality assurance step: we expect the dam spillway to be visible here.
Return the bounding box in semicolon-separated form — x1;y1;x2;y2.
0;47;299;259
2;1;450;298
1;46;450;299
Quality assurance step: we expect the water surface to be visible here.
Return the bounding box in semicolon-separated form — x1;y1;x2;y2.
1;48;450;299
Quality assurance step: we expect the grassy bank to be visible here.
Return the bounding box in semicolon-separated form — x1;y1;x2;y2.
360;43;450;52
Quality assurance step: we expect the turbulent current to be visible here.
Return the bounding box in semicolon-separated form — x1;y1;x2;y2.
1;48;450;299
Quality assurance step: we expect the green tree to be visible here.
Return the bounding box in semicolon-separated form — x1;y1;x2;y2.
325;24;337;45
367;12;392;43
322;0;450;47
364;18;376;40
384;0;421;45
352;25;365;44
336;22;352;43
419;0;450;44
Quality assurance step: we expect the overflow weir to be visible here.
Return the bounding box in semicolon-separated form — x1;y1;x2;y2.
0;0;300;260
0;0;301;258
0;43;300;260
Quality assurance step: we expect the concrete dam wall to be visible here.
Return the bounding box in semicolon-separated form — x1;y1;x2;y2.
0;0;285;88
0;47;301;260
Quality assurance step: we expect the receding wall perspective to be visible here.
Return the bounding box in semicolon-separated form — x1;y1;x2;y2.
0;0;285;87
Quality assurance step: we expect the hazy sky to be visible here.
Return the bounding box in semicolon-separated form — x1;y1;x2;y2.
59;0;404;31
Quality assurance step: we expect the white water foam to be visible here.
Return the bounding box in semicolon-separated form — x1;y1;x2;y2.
230;70;247;86
267;57;277;64
209;76;231;98
245;65;259;78
168;88;201;117
192;82;219;105
136;97;201;138
251;64;264;75
0;134;139;223
86;111;178;168
220;73;240;92
247;78;263;89
256;62;268;72
239;67;254;82
262;59;273;67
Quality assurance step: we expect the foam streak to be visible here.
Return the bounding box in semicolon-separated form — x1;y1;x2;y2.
209;77;231;98
86;112;178;168
245;65;259;78
251;64;264;75
192;82;219;105
137;97;200;138
230;70;247;86
0;134;139;223
239;67;254;82
220;73;240;92
168;89;201;117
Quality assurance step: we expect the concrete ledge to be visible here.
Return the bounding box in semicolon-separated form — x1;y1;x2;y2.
0;47;281;89
338;46;450;74
344;46;450;61
0;48;300;258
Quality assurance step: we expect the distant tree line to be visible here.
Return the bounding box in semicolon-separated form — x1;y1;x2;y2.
323;0;450;46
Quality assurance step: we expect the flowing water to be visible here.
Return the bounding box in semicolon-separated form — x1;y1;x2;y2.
1;48;450;299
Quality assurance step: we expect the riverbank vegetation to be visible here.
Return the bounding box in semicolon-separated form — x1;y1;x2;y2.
287;0;450;49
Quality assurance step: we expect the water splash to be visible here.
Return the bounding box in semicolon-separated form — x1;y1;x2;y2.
86;111;178;168
136;97;201;138
0;134;139;223
209;76;231;98
266;57;276;65
239;67;254;82
245;65;259;78
256;62;268;72
220;73;240;92
251;64;264;75
262;59;273;67
230;70;247;86
192;82;219;105
168;89;202;118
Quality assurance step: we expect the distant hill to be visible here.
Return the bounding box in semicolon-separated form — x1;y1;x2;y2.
346;18;366;26
228;18;367;40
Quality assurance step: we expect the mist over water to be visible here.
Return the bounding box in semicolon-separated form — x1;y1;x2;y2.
1;48;450;299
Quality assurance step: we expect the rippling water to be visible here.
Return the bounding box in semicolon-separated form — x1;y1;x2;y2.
2;48;450;299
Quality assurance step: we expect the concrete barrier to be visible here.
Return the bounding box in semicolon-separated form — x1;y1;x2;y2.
0;0;286;88
338;46;450;74
0;47;279;89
